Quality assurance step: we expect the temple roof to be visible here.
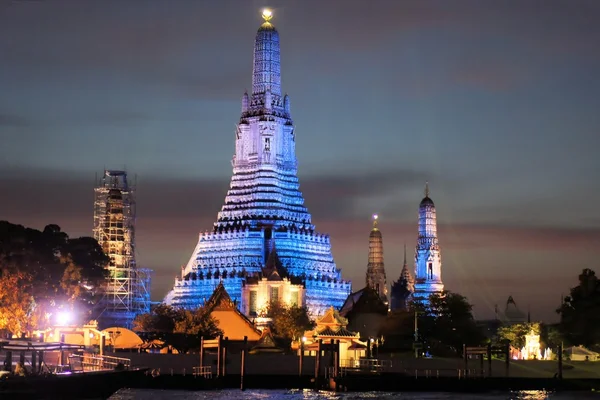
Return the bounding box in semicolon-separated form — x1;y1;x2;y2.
339;286;388;318
249;327;284;354
204;282;261;338
317;326;357;337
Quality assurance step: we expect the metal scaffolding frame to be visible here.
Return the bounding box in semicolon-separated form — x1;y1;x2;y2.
93;170;150;329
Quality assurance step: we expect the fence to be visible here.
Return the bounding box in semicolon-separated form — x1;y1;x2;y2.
193;366;213;378
68;354;131;372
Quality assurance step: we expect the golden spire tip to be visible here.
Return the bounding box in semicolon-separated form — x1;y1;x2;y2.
262;8;273;22
425;181;430;198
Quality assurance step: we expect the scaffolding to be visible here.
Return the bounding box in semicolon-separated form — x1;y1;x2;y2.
93;170;150;329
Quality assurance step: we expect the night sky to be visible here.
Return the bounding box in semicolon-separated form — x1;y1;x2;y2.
1;0;599;322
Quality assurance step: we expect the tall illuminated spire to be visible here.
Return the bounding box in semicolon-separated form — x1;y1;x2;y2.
253;9;281;96
413;182;444;304
366;214;388;306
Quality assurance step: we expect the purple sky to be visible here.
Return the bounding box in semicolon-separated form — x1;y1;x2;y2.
1;0;599;322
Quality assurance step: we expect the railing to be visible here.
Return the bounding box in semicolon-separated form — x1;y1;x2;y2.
340;358;393;371
193;366;212;379
401;368;482;379
68;354;131;372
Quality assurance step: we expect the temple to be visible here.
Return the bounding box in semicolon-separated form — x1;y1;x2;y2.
390;244;415;311
365;214;388;306
413;183;444;303
164;10;351;316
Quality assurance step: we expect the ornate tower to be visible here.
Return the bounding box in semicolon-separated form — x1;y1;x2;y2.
365;214;388;306
164;10;351;316
413;182;444;303
390;244;415;311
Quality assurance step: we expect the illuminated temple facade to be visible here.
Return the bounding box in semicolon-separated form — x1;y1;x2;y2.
164;11;351;316
413;183;444;303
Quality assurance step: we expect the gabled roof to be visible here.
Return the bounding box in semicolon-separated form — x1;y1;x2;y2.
205;282;261;337
249;327;284;354
339;286;388;318
205;282;237;312
262;247;287;281
316;306;348;328
317;326;358;338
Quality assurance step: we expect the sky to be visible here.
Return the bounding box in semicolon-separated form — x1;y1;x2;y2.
1;0;599;322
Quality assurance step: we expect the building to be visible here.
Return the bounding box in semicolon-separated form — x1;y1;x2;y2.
93;170;150;329
339;286;388;341
205;283;262;342
240;249;306;319
298;307;366;362
390;245;415;311
413;182;444;304
365;215;388;306
164;10;351;316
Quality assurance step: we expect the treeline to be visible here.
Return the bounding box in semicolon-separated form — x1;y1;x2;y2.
0;221;108;336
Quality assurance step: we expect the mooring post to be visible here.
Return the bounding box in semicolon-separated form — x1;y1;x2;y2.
558;343;563;379
299;339;304;376
199;336;204;368
505;343;510;377
334;340;340;378
38;351;44;374
479;354;484;377
222;337;228;377
241;336;247;391
315;339;322;390
487;343;492;378
463;344;467;372
216;335;223;378
31;350;37;374
5;351;12;372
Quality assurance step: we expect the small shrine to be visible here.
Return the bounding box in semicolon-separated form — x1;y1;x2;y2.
249;327;284;354
295;306;366;362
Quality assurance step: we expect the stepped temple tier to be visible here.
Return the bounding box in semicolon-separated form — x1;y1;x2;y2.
413;182;444;303
164;10;351;316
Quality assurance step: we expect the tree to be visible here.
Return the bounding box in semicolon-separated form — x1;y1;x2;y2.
496;322;540;349
265;302;314;343
557;268;600;347
132;304;223;353
0;221;109;335
0;270;37;336
132;304;179;333
173;308;221;338
412;291;485;356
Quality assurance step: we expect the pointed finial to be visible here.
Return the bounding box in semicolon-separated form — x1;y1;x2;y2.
403;243;407;265
262;8;273;22
425;181;430;198
372;213;379;228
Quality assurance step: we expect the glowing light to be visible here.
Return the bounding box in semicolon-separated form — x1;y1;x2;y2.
262;9;273;21
373;214;378;220
56;311;72;326
89;332;95;339
302;336;307;343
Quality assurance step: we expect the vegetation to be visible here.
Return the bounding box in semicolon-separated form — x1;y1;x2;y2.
132;304;222;353
410;291;485;356
0;221;108;337
557;268;600;347
495;322;540;348
263;302;314;344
